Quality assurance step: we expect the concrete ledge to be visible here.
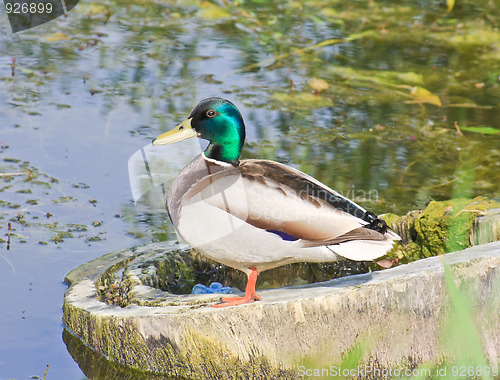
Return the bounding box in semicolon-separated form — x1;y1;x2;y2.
63;241;500;379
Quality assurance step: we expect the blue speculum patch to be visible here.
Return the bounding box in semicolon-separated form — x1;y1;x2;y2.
267;229;299;241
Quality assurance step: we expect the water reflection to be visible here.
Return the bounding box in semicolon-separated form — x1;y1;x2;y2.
63;329;173;380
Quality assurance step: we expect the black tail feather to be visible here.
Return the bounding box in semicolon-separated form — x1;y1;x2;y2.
362;211;388;234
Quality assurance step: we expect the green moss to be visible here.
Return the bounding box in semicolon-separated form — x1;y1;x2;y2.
153;253;198;294
86;235;103;242
67;223;88;232
96;265;133;306
385;197;500;263
63;299;291;378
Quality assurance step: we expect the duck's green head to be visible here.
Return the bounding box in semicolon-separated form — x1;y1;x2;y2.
152;97;245;165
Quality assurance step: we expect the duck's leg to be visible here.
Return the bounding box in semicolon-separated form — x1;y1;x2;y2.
212;268;261;308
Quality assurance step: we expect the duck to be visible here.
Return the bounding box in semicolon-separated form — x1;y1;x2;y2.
152;97;400;307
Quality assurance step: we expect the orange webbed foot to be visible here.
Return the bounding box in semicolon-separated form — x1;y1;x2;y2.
220;294;261;303
212;268;260;308
212;294;260;308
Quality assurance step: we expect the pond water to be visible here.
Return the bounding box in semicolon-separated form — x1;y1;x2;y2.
1;0;499;378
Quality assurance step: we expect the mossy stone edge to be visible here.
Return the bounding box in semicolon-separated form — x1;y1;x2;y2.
63;243;500;378
63;200;500;379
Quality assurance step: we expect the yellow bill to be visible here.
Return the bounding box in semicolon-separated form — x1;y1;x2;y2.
152;118;198;145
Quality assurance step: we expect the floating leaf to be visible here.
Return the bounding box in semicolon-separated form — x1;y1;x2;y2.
320;8;339;18
44;32;70;42
446;0;455;13
18;66;36;76
309;78;329;93
378;71;424;86
197;1;231;20
328;66;423;87
459;126;500;135
446;103;494;109
271;92;332;108
87;3;112;19
409;86;442;106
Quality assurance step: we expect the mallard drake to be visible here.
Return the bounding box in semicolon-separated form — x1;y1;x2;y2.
152;97;400;307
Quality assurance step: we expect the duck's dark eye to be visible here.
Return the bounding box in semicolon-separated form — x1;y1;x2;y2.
206;109;217;118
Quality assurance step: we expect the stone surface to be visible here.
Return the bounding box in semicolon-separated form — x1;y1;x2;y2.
63;241;500;379
472;208;500;246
